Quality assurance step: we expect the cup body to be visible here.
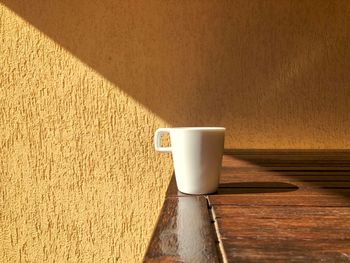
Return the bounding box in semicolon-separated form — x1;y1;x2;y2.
155;127;225;194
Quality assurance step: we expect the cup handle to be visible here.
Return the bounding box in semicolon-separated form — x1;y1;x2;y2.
154;128;172;153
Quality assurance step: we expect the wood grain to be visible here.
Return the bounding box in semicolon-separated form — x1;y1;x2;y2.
146;151;350;262
208;194;350;206
143;196;220;262
211;151;350;262
220;238;350;263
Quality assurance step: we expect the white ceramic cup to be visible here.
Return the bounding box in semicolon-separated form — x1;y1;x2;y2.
154;127;225;194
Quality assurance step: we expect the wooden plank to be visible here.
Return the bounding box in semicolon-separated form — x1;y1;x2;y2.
222;161;350;168
223;150;350;159
223;158;350;166
220;181;350;188
222;155;350;162
221;238;350;263
221;168;350;175
221;237;350;251
222;153;350;171
224;150;350;156
216;188;350;196
220;170;350;183
211;204;350;262
143;196;220;262
208;194;350;206
212;206;350;219
216;218;350;239
224;167;350;172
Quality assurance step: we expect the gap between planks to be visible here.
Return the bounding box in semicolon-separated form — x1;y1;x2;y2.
206;196;228;263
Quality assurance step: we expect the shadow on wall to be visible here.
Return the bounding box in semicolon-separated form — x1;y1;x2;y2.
3;0;350;147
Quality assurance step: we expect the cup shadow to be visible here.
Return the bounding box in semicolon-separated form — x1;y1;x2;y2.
222;149;350;199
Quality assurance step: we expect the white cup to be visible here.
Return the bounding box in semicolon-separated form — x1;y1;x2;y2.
154;127;225;194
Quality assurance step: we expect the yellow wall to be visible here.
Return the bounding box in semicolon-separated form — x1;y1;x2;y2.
0;5;172;262
1;1;350;262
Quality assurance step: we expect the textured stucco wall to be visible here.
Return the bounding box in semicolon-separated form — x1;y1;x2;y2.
0;5;172;262
1;1;350;262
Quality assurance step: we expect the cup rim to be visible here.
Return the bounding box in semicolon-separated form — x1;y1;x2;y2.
170;127;225;131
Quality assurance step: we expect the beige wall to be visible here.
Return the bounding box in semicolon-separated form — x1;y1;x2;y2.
1;1;350;262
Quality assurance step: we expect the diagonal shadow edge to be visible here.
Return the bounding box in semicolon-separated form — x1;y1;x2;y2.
2;1;350;148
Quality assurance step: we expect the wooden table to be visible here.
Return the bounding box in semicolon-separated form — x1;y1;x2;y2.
144;151;350;262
